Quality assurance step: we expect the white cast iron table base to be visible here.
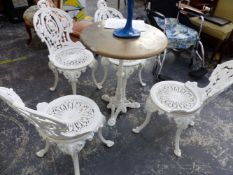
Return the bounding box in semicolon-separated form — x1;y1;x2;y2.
102;60;140;126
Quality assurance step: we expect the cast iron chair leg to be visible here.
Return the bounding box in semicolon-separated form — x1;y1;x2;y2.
36;140;50;157
138;63;146;86
71;81;77;95
132;111;152;133
98;127;114;147
48;61;59;91
71;152;80;175
174;117;191;157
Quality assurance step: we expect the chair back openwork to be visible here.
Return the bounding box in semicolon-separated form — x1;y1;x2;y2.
0;87;69;140
94;0;123;22
33;7;74;54
204;60;233;101
37;0;54;8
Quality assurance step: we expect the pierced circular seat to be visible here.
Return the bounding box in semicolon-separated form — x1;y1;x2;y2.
150;81;201;113
52;48;94;70
40;95;105;138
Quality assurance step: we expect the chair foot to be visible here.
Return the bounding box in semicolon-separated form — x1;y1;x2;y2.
36;149;47;157
36;140;50;158
98;128;114;147
105;140;115;147
132;127;141;134
49;87;56;91
96;84;103;90
174;148;181;157
132;111;153;134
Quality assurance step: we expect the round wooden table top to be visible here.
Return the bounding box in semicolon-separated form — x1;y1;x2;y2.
80;22;168;60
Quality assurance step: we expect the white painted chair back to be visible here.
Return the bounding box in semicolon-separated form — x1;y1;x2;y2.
94;0;124;22
33;7;74;54
37;0;53;8
0;87;68;140
204;60;233;101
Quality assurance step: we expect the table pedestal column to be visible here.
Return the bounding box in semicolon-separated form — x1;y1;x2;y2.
102;60;140;126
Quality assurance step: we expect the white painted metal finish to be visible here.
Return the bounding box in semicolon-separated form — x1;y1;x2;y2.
0;87;114;175
33;4;98;94
93;0;146;91
93;0;146;125
133;60;233;157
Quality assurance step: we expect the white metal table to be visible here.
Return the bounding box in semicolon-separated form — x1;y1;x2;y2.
80;21;167;126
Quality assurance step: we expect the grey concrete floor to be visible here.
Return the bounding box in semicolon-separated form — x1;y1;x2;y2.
0;0;233;175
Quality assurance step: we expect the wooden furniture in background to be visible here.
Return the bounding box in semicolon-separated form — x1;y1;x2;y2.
190;0;233;64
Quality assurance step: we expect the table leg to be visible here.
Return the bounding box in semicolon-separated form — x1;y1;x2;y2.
102;60;140;126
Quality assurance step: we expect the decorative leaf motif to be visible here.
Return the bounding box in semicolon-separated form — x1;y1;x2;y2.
204;62;233;99
156;84;197;111
33;8;73;53
94;0;124;22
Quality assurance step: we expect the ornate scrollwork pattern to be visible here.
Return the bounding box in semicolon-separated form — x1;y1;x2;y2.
94;0;124;22
37;0;53;8
47;99;95;133
156;83;197;111
53;48;94;69
33;8;73;53
204;61;233;99
60;68;87;83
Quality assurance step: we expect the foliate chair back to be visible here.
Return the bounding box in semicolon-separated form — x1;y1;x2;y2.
94;0;123;22
33;7;74;54
0;87;68;140
204;60;233;101
37;0;54;8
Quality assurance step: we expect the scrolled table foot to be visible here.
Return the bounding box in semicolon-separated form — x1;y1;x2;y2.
102;94;110;102
126;101;140;108
108;118;116;126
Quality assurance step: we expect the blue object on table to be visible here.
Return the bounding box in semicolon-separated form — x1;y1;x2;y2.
113;0;140;38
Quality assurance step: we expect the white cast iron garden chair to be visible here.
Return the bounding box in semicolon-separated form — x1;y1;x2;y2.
133;60;233;157
93;0;146;89
0;87;114;175
33;3;98;94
